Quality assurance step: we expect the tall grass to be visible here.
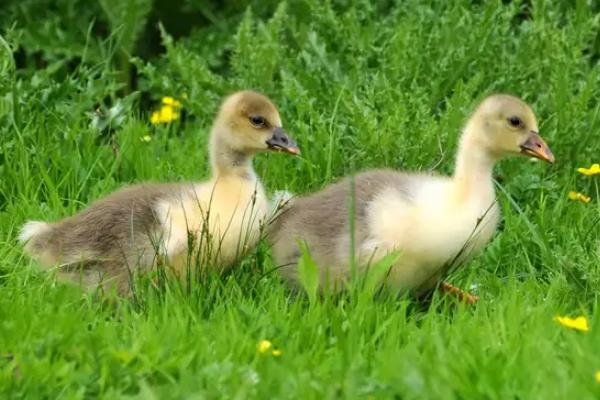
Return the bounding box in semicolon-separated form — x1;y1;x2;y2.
1;0;599;398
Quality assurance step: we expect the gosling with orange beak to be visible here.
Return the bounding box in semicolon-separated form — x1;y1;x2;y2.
269;94;553;302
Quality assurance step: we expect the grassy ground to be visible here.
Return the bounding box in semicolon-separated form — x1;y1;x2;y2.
1;0;600;398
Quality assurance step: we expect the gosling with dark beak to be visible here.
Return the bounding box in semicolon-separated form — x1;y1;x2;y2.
19;90;300;295
267;127;300;155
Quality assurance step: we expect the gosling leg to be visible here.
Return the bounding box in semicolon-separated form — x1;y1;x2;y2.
440;281;479;304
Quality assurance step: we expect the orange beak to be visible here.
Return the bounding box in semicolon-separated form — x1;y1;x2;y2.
520;131;555;163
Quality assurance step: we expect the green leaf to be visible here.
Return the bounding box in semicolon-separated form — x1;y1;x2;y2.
297;241;320;305
362;251;400;297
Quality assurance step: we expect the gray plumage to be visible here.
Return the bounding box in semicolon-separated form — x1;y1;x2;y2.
269;169;415;287
21;184;183;293
19;90;300;295
268;94;555;298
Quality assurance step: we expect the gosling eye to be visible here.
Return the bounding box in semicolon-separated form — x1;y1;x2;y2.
249;115;266;128
507;116;523;128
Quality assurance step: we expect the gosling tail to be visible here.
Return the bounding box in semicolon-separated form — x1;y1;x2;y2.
18;220;57;266
18;220;51;244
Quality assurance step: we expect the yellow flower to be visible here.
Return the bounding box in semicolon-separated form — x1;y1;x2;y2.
150;105;180;125
159;105;179;123
577;163;600;176
150;111;160;125
271;349;282;357
162;96;182;108
141;135;152;142
150;97;183;125
554;316;590;332
257;340;272;354
568;191;591;203
596;371;600;383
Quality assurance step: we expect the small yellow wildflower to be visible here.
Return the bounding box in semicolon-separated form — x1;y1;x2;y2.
161;106;179;121
257;340;272;354
150;111;160;125
596;371;600;383
577;163;600;176
568;191;591;203
141;135;152;142
161;96;182;108
271;349;282;357
150;105;180;125
554;316;590;332
150;96;182;125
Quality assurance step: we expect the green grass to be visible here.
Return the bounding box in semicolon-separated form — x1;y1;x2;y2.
1;0;600;398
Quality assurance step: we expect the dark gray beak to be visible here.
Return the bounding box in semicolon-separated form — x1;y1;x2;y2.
266;127;300;155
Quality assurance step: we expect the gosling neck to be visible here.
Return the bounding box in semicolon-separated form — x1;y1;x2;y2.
209;126;255;180
451;130;497;202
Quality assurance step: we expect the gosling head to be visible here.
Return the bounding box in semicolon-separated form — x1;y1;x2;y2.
214;90;300;155
467;94;555;163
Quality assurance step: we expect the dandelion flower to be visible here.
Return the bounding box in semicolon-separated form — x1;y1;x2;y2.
162;96;182;108
150;97;182;125
596;371;600;383
141;135;152;142
150;106;180;124
568;191;591;203
162;105;179;122
577;163;600;176
271;349;282;357
257;340;272;354
554;316;589;332
150;111;161;125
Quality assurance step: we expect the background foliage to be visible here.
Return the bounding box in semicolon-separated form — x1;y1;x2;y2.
1;0;600;398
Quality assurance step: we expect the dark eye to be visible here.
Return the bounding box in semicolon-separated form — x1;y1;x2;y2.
249;115;266;127
508;116;522;128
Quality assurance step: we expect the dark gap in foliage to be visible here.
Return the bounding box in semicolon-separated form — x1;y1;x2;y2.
507;0;533;28
582;28;600;67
